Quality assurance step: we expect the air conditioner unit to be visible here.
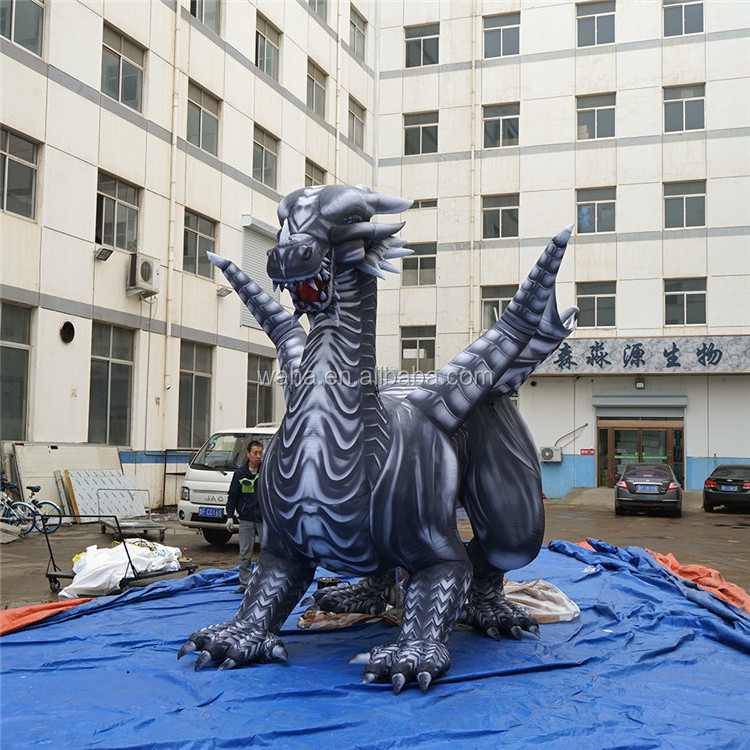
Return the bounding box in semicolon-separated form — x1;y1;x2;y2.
540;446;563;463
127;253;161;297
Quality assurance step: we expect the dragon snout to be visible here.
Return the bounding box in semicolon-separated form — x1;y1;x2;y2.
267;234;327;282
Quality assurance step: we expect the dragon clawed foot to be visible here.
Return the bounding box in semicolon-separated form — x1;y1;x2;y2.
312;571;402;616
462;586;540;641
362;639;450;694
178;621;287;671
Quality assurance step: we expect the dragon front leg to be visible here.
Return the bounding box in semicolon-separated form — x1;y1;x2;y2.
178;551;316;671
362;561;472;694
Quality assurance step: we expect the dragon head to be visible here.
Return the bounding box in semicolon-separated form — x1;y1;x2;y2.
267;185;413;321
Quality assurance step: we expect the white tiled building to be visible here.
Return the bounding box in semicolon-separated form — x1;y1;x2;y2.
1;0;748;501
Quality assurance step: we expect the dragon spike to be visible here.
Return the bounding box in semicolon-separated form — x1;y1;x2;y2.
207;251;305;404
382;247;414;260
378;260;400;274
329;221;406;245
405;226;573;437
277;219;291;245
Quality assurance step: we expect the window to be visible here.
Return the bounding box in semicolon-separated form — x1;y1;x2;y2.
256;15;280;81
307;60;327;119
0;303;31;441
481;285;518;329
101;26;144;112
0;0;44;55
348;97;365;149
308;0;327;22
664;84;705;133
405;23;439;68
402;243;436;286
187;82;219;156
664;180;705;228
247;354;274;427
95;172;139;251
404;112;438;155
88;322;134;445
484;13;519;58
184;209;215;278
576;281;616;327
577;93;615;140
665;278;706;325
664;0;703;37
577;187;615;233
253;126;278;189
482;194;519;238
410;199;438;209
189;0;220;34
178;341;212;448
483;103;519;148
400;326;436;373
577;1;615;47
350;6;366;60
1;127;38;219
305;160;326;187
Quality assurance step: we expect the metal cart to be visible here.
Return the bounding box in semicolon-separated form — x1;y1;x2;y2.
44;514;197;594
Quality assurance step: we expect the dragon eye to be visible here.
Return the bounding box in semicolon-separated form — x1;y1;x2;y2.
342;215;362;225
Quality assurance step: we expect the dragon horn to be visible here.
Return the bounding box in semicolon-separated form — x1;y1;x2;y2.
329;221;406;245
405;226;572;436
366;193;413;215
207;252;305;404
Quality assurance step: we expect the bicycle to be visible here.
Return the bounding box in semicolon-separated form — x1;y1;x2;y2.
0;473;35;536
26;485;63;533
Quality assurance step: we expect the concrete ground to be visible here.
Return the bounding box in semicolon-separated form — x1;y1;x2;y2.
1;489;748;611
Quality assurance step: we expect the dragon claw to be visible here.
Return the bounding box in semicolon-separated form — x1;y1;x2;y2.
361;672;377;684
194;650;213;671
177;641;196;659
464;578;540;642
218;658;237;671
391;673;406;695
363;640;449;693
510;625;523;640
487;626;501;641
417;672;432;693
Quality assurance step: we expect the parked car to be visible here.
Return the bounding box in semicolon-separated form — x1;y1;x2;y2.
614;463;682;517
703;464;750;512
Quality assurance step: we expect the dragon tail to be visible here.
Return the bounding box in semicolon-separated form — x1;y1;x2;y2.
207;252;306;401
405;226;573;436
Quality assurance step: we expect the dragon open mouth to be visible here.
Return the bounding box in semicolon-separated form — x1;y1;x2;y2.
274;254;335;317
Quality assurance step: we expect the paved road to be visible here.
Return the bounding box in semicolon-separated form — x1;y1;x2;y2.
1;490;748;610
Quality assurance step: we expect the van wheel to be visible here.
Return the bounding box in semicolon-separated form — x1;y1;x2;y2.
203;528;232;546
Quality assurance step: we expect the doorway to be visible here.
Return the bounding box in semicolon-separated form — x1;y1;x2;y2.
597;419;684;488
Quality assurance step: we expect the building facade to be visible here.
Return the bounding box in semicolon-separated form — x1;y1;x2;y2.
1;0;748;501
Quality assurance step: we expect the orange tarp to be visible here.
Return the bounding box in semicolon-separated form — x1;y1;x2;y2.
0;598;93;636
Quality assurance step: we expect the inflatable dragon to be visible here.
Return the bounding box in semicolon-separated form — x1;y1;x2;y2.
179;185;577;693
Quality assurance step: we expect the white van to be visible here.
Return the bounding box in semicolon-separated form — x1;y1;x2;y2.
177;425;278;545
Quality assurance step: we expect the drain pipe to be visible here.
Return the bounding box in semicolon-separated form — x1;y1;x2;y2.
467;0;479;343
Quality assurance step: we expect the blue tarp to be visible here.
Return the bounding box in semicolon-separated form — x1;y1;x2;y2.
2;539;749;749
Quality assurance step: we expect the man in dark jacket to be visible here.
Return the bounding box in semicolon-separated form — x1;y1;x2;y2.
225;441;263;593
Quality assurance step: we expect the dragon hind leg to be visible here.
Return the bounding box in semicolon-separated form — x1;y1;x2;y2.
311;568;403;615
178;551;315;671
362;560;472;693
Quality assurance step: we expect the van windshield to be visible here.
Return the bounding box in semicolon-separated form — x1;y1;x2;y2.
191;433;274;473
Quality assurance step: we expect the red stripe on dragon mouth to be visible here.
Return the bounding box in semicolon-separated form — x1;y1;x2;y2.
299;277;323;303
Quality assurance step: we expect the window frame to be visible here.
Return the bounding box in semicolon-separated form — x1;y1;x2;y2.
410;199;438;210
246;354;275;427
178;340;213;449
402;243;437;287
88;322;134;446
404;111;438;156
576;281;616;328
101;26;145;113
183;208;216;279
481;285;518;330
304;159;326;187
348;96;365;149
350;6;366;60
0;0;44;56
189;0;220;34
255;15;280;81
253;125;279;189
664;277;706;326
0;302;32;441
664;180;706;229
482;194;520;239
576;93;615;140
664;84;705;133
576;1;615;48
187;82;220;156
576;187;616;234
483;103;520;148
308;0;327;22
0;126;39;220
400;325;436;374
306;59;327;119
95;172;140;252
405;23;439;68
664;0;703;37
483;13;520;58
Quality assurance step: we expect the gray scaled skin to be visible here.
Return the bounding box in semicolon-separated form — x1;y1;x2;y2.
178;185;578;693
